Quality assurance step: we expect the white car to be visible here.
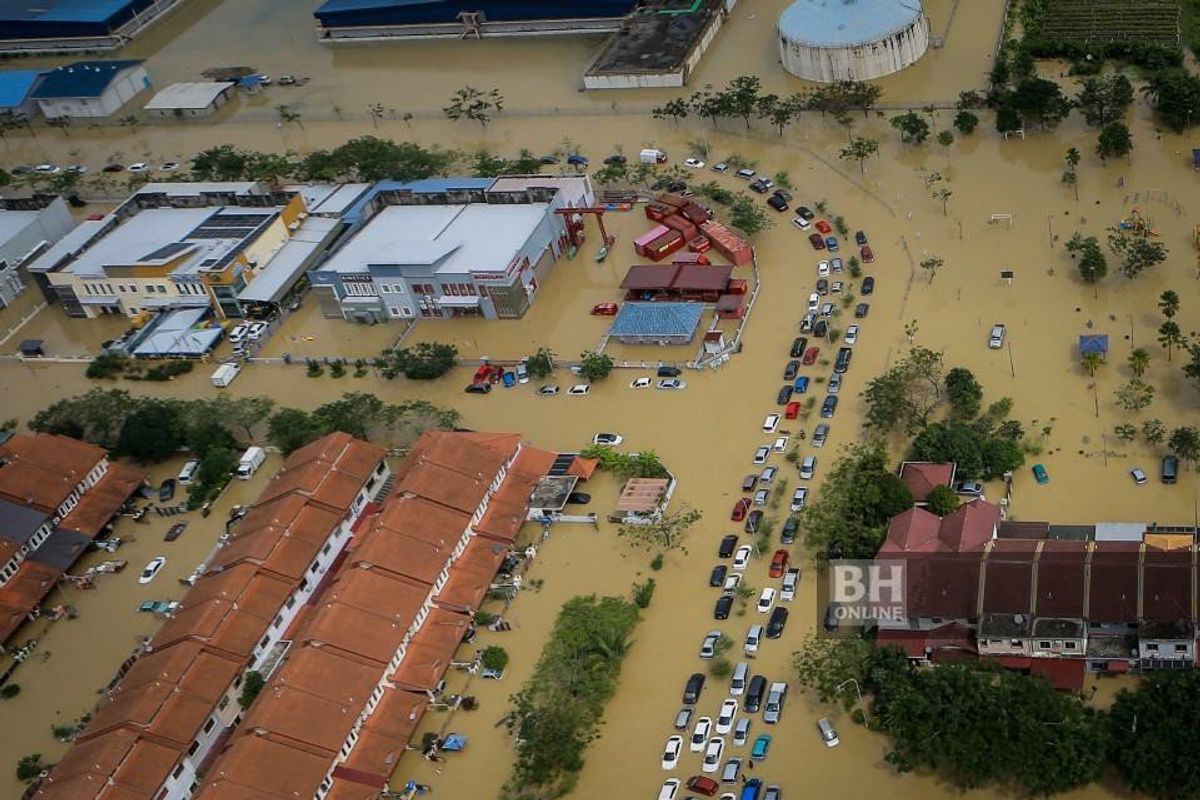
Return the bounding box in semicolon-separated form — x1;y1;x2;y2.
733;717;751;747
831;280;844;293
657;378;687;390
807;293;819;312
762;413;780;433
772;436;788;453
516;362;529;383
661;735;683;770
733;545;752;571
228;323;250;344
684;158;705;169
753;489;769;506
65;164;88;175
246;321;269;340
690;717;713;751
716;698;739;734
630;377;652;389
820;302;834;318
792;216;811;231
845;325;859;345
568;384;590;396
702;738;725;773
817;260;830;277
161;162;180;171
989;323;1006;349
753;446;769;465
790;487;808;512
34;163;60;174
659;778;681;800
745;625;763;655
800;455;817;480
723;573;741;593
757;587;776;613
537;385;559;396
128;162;150;172
781;567;800;602
138;556;166;585
592;433;623;446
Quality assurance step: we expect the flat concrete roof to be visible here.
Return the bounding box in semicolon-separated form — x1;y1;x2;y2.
61;207;217;277
239;217;340;304
320;202;548;277
26;218;107;273
0;209;41;245
144;81;234;111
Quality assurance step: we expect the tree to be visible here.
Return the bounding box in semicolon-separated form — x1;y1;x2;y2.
890;111;930;144
945;367;983;418
926;484;959;517
385;342;458;379
1062;147;1081;200
1081;351;1104;376
838;136;878;175
1114;379;1155;412
1158;289;1180;319
1110;672;1200;800
617;507;702;551
578;352;614;381
16;753;45;783
276;104;304;130
911;421;1024;481
995;104;1022;134
579;446;670;480
267;407;327;454
1010;77;1074;129
46;116;72;137
728;193;772;236
481;646;509;672
443;86;503;127
689;87;728;128
919;255;944;283
953;110;979;134
723;75;763;128
1170;426;1200;466
651;98;689;126
191;144;250;180
188;446;239;509
1076;74;1134;127
1160;321;1185;361
526;348;553;378
238;671;266;710
1108;230;1167;279
792;634;875;706
862;347;944;434
936;130;954;154
932;187;952;216
1141;68;1200;132
117;402;184;462
1065;233;1107;289
1127;347;1150;378
1143;418;1167;444
1096;121;1133;162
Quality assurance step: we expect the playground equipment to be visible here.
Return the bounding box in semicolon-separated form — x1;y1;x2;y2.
1117;207;1158;238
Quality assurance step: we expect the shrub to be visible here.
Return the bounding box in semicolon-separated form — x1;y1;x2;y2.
633;578;657;608
0;684;19;699
86;352;129;379
481;646;509;672
650;553;664;571
238;670;266;710
16;754;44;783
709;657;733;679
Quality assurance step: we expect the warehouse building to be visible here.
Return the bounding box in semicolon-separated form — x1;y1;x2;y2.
0;197;76;308
143;81;235;118
315;0;638;39
310;175;593;322
31;60;151;118
778;0;929;83
0;0;186;52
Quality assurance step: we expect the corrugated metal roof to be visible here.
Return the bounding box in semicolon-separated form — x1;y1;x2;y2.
609;301;704;337
31;60;142;99
143;82;233;111
0;70;42;109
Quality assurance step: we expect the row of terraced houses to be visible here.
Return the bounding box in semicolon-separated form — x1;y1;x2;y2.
34;430;589;800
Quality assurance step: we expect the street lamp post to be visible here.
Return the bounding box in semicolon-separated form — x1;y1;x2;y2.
836;678;868;722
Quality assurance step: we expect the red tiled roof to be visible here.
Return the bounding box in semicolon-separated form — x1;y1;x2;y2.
196;735;333;799
391;431;520;515
982;541;1036;615
0;434;106;513
475;446;556;543
904;553;983;618
938;499;998;551
390;607;469;691
1030;658;1086;691
1143;547;1191;621
899;462;955;503
1034;541;1087;617
880;507;943;553
59;462;145;538
34;729;183;800
0;560;62;645
436;537;507;611
339;691;428;780
1089;542;1140;623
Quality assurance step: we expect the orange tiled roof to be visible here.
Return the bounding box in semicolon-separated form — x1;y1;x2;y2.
298;602;410;666
326;778;386;800
195;735;333;800
389;607;469;691
436;536;507;611
210;499;343;580
0;559;62;644
474;445;554;543
59;462;145;538
256;433;385;513
339;691;427;780
392;431;520;514
0;434;106;513
322;566;429;628
152;568;292;658
34;728;182;800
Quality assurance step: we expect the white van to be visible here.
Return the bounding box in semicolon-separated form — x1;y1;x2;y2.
235;446;266;480
639;148;668;164
730;662;750;696
177;459;201;484
211;362;242;387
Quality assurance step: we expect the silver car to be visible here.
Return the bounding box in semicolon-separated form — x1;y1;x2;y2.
989;323;1006;349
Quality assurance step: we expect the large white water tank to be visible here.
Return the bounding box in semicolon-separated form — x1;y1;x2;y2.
778;0;929;83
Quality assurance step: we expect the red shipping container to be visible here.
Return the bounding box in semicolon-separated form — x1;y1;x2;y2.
661;214;698;243
656;193;688;209
689;235;712;254
645;230;685;262
634;224;671;257
671;251;710;266
726;278;748;295
681;202;712;225
700;220;752;266
645;202;672;222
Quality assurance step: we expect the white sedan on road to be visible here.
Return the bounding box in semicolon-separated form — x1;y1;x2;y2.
592;432;624;446
716;698;739;735
757;587;776;613
630;377;652;389
702;738;726;773
733;545;753;572
684;158;706;169
661;735;683;770
690;717;713;751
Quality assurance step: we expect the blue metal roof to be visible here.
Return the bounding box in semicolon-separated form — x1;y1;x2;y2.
315;0;638;27
31;60;142;99
609;302;704;338
0;0;160;40
779;0;924;47
1079;334;1109;355
0;70;42;109
343;178;494;225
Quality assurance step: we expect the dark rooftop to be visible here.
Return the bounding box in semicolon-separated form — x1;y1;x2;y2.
587;0;720;76
997;520;1048;540
1047;524;1094;541
31;60;142;100
1139;619;1193;639
28;528;91;571
1034;542;1087;618
982;550;1033;615
1088;543;1140;623
1031;617;1085;638
0;498;51;547
1086;635;1137;659
979;612;1032;638
904;553;981;619
1142;548;1191;621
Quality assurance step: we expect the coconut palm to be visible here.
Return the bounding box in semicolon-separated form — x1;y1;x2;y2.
1082;351;1104;376
1128;347;1150;377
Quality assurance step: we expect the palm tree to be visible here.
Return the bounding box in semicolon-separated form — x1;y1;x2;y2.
1128;347;1150;377
1082;351;1104;376
1159;320;1184;361
1159;289;1180;319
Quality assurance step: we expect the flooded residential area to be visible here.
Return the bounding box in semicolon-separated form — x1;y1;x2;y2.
2;0;1200;799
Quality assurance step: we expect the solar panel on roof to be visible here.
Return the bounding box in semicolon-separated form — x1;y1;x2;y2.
140;242;194;261
548;454;575;476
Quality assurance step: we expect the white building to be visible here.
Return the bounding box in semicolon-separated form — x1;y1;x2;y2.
0;197;75;308
143;81;235;118
31;60;150;118
778;0;929;83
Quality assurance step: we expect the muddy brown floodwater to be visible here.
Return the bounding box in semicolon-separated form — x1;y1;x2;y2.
0;3;1196;797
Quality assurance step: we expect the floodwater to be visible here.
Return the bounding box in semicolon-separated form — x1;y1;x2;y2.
0;3;1197;798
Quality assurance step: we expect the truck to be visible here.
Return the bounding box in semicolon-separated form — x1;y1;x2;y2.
210;362;242;387
235;446;266;480
639;148;667;164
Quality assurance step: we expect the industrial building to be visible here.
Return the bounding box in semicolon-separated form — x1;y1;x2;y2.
310;175;593;322
0;197;75;308
30;60;151;118
315;0;638;39
778;0;929;83
26;182;336;322
0;69;44;118
608;302;706;346
143;81;235;118
0;0;186;53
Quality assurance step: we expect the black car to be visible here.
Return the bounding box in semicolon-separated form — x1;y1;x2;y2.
745;676;768;712
773;188;793;203
657;366;682;378
789;337;807;358
855;230;868;246
566;492;591;505
781;516;799;545
715;594;734;620
766;194;788;212
465;382;492;394
796;206;815;221
719;534;739;558
834;347;852;374
603;154;627;165
158;478;176;502
742;474;758;492
821;395;839;418
666;180;688;193
855;303;870;318
766;607;789;638
783;360;800;381
745;510;763;534
813;319;828;338
539;155;560;164
816;278;828;296
776;386;794;405
683;672;706;704
748;180;769;194
861;276;875;295
710;565;728;587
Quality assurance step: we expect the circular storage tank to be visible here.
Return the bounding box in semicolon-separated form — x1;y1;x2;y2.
778;0;929;83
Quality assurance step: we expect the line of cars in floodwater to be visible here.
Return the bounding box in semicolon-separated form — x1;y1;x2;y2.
466;363;687;395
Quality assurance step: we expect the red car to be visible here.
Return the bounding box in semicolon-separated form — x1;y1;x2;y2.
770;549;789;577
686;776;719;797
591;302;619;316
860;245;874;263
815;219;833;234
802;346;820;366
731;497;751;522
784;401;801;420
808;233;825;251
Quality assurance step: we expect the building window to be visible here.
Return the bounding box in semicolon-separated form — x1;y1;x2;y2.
1176;644;1189;653
1064;641;1076;650
203;718;216;734
117;285;126;292
188;740;200;756
1147;643;1160;652
1038;641;1051;649
392;283;406;294
173;764;186;780
381;284;393;293
1009;639;1021;647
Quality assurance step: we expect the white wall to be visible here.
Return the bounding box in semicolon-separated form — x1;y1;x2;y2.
37;65;151;118
780;16;929;82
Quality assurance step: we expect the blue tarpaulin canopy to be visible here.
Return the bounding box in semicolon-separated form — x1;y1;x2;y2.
1079;334;1109;355
442;733;467;751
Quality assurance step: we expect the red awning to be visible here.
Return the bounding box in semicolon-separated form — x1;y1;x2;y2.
993;655;1033;669
1108;660;1132;673
1030;659;1086;691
